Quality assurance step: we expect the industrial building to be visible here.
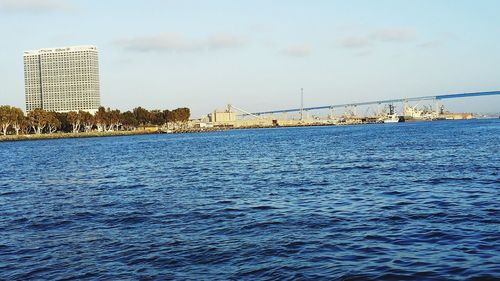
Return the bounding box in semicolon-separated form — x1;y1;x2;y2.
208;108;236;123
23;45;100;114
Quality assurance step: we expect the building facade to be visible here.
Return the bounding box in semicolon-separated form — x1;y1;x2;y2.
23;45;100;113
208;110;236;123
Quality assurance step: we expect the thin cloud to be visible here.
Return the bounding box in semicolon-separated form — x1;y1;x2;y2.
0;0;75;13
370;28;416;43
206;34;245;50
116;32;246;53
281;44;312;57
338;37;372;49
338;27;417;54
417;32;457;49
117;33;194;53
417;40;441;49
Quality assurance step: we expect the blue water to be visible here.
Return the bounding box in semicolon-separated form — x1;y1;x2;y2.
0;120;499;280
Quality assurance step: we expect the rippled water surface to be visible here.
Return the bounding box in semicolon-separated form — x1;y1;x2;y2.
1;120;499;280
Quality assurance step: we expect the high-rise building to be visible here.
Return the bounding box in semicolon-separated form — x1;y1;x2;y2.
23;45;100;114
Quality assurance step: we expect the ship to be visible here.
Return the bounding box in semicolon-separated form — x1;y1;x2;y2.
383;114;402;123
381;104;404;123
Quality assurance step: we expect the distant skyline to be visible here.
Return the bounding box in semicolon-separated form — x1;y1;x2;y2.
1;0;499;116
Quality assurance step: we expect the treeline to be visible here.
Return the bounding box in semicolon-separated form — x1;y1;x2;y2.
0;105;190;135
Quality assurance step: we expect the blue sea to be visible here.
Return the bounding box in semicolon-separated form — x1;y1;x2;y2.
0;120;499;280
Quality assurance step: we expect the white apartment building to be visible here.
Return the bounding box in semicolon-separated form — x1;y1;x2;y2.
23;45;100;114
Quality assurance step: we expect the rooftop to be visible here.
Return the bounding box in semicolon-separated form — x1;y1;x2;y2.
24;45;97;56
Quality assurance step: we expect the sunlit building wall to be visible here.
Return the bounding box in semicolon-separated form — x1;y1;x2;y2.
23;45;100;114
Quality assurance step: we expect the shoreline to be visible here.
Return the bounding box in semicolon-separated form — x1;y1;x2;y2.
0;118;495;142
0;127;229;142
0;130;157;143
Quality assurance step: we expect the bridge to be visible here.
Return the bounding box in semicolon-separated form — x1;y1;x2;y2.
243;91;500;116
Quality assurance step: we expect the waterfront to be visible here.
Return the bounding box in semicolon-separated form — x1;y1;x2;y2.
0;120;498;280
0;130;157;142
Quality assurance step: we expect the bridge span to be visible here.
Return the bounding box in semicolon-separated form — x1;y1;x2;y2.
244;91;500;116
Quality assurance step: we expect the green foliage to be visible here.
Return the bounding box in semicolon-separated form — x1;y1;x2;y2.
54;112;71;132
132;106;190;126
121;111;138;130
10;107;25;135
46;112;61;134
0;106;25;135
0;105;191;135
28;109;49;134
133;107;150;126
149;110;164;126
79;111;94;132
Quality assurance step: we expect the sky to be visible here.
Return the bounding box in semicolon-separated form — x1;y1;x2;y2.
0;0;499;117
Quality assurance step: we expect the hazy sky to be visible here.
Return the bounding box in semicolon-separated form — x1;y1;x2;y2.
1;0;499;116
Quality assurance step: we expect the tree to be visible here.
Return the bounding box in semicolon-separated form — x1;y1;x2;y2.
121;111;138;130
28;109;49;135
149;110;165;126
133;107;150;126
162;110;171;122
19;117;30;135
80;111;94;132
67;111;81;133
10;107;25;135
107;108;121;131
170;107;190;128
177;107;190;122
94;106;108;132
46;112;61;134
0;105;13;135
54;112;71;133
0;106;26;135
